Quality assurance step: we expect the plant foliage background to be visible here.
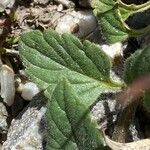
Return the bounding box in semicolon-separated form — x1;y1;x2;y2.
0;0;149;149
19;0;150;149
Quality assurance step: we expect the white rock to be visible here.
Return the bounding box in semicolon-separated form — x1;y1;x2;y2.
33;0;49;5
0;102;8;132
21;82;40;101
0;65;15;106
0;0;15;12
54;0;75;8
55;10;97;38
101;42;123;59
2;94;47;150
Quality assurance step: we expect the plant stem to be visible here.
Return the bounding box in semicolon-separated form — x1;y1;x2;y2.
112;74;150;142
136;104;150;138
112;100;139;142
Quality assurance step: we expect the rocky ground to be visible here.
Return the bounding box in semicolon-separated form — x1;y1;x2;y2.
0;0;149;150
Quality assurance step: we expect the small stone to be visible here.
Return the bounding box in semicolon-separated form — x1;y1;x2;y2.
101;42;123;60
21;82;40;101
57;4;63;12
0;65;15;106
2;93;47;150
54;0;75;8
0;102;8;133
91;93;118;129
33;0;50;5
0;0;15;12
55;10;97;38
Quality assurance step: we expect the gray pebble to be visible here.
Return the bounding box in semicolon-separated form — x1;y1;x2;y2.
2;93;47;150
0;0;15;12
0;102;8;133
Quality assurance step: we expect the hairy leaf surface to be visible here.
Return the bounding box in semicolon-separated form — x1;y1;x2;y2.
92;0;150;43
124;46;150;83
19;30;122;106
46;79;104;149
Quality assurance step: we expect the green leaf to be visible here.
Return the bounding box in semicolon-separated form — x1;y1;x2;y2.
19;30;122;107
92;0;150;43
91;0;116;14
124;50;142;84
124;46;150;84
96;8;128;43
45;78;104;149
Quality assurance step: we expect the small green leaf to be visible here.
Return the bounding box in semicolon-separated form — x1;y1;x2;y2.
45;78;104;149
124;46;150;83
96;9;128;43
124;50;142;84
91;0;116;14
92;0;150;43
19;30;122;107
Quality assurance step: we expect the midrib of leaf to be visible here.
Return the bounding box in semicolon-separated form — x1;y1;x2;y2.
20;30;121;86
22;54;120;106
45;87;76;149
21;31;108;81
43;32;85;74
21;43;121;88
